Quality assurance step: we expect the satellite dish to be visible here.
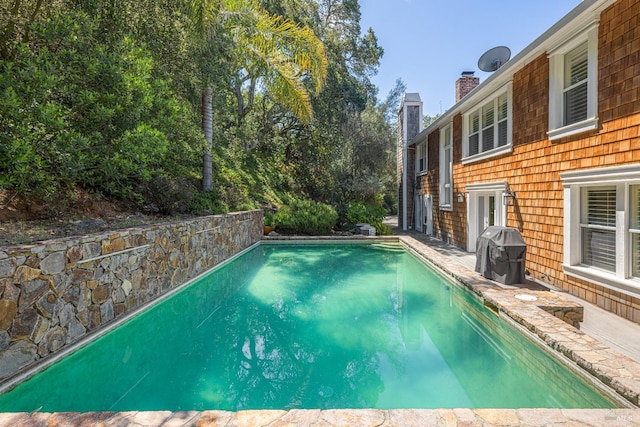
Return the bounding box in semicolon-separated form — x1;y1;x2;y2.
478;46;511;72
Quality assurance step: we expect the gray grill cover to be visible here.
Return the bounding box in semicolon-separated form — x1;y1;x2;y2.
475;226;526;285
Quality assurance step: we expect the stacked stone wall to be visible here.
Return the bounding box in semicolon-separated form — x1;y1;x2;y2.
0;210;262;383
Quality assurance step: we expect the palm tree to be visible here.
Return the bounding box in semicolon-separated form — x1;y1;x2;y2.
188;0;327;191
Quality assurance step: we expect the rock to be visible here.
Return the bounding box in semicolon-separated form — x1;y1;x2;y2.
51;272;72;294
126;213;146;222
36;292;58;319
66;317;86;343
92;285;109;304
31;315;50;344
24;256;39;268
0;279;19;301
63;285;80;307
38;326;67;356
14;265;41;282
76;309;89;328
0;330;10;351
74;219;107;234
112;286;126;304
67;246;83;263
169;249;180;268
0;341;38;379
114;303;126;317
111;238;126;252
11;308;38;339
58;302;74;327
122;279;132;296
77;287;91;313
82;242;102;260
0;300;17;330
0;258;16;279
100;300;114;323
18;279;50;310
72;268;94;284
40;252;66;275
88;305;101;329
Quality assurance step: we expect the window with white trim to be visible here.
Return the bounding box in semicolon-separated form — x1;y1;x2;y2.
580;186;616;272
440;125;452;209
561;165;640;297
564;42;589;126
462;86;512;163
415;141;427;174
548;24;598;140
631;185;640;278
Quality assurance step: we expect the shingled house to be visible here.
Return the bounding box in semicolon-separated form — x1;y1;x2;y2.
398;0;640;323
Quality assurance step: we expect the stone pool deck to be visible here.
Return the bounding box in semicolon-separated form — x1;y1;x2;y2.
1;408;640;426
3;234;640;426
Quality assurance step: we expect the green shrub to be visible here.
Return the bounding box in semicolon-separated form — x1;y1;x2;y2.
346;201;391;235
188;190;229;215
0;12;203;203
274;199;337;235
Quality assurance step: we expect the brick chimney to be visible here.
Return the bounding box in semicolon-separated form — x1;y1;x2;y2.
455;71;480;102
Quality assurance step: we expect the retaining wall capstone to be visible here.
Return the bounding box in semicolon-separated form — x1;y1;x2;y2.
0;210;262;383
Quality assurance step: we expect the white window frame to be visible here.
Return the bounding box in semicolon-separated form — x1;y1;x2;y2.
548;22;598;141
462;84;513;164
439;124;453;211
415;140;428;175
561;164;640;298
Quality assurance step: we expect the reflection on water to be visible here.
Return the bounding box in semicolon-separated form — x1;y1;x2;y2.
0;244;615;411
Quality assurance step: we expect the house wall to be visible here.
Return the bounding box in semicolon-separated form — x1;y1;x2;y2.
562;0;640;321
0;211;263;383
451;0;640;322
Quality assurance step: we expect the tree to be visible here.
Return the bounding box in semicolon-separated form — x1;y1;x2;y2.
188;0;327;191
423;113;441;128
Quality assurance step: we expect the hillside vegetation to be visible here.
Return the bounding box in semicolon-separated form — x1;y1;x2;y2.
1;0;402;238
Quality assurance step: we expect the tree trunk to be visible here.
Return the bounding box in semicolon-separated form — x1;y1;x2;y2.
202;86;213;191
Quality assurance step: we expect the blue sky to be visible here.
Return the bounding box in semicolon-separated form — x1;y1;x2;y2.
359;0;581;116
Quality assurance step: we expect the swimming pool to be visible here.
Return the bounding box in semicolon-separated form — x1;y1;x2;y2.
0;242;617;411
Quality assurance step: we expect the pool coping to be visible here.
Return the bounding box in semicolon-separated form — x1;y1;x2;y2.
2;235;640;426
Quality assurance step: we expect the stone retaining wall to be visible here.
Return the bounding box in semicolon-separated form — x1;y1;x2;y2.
0;210;262;384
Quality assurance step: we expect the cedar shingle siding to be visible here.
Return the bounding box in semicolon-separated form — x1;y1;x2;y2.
402;0;640;323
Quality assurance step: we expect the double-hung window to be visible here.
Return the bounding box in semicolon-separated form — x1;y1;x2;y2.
580;186;616;272
561;165;640;297
631;185;640;278
439;125;452;209
416;141;427;174
462;86;512;163
548;23;598;140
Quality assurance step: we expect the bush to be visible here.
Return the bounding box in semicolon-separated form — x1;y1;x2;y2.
0;12;203;202
142;175;197;215
346;202;391;235
188;190;229;215
274;199;337;235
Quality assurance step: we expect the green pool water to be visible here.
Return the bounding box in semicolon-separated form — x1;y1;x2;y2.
0;243;616;411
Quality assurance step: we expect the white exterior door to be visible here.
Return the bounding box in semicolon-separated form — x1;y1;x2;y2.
425;195;433;235
477;194;496;233
467;182;508;252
